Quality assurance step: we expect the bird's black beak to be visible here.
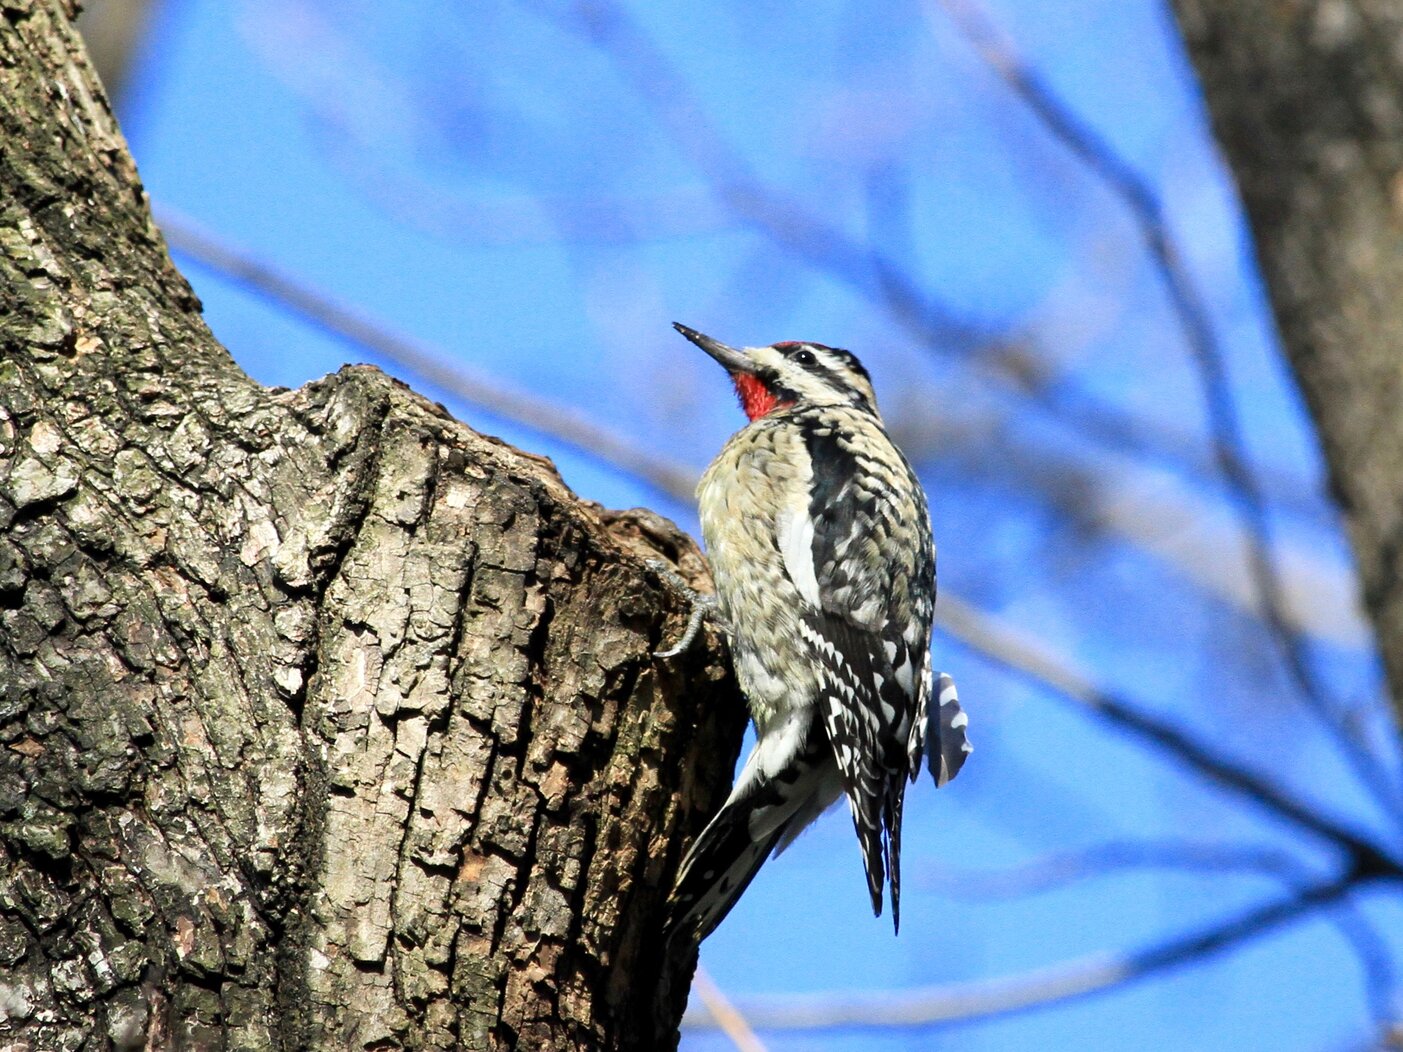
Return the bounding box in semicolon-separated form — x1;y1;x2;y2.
673;323;754;374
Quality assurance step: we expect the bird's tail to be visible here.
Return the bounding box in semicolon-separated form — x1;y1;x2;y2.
837;735;913;933
896;671;972;928
876;671;972;932
883;773;907;932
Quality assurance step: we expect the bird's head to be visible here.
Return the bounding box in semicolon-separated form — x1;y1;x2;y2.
674;323;880;422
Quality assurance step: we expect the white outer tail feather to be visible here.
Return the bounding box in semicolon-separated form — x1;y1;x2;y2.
931;672;972;787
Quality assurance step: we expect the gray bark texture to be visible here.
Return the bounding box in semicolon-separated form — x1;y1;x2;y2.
1170;0;1403;730
0;2;745;1049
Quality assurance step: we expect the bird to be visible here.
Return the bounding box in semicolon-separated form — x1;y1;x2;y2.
658;322;971;946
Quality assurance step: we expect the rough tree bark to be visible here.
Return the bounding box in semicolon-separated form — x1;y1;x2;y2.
0;3;744;1049
1170;0;1403;730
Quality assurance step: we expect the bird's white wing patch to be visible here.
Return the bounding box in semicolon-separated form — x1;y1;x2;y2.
775;502;821;607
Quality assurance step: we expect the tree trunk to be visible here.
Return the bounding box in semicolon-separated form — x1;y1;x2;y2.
1169;0;1403;730
0;3;744;1049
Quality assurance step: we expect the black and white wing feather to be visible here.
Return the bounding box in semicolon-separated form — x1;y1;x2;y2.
786;415;946;930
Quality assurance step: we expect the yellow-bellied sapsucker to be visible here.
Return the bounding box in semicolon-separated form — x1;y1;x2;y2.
659;323;971;946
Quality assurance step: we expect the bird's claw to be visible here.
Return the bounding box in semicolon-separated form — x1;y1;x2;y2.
648;559;721;658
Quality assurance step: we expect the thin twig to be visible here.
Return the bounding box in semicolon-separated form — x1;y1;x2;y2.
933;0;1403;820
692;967;769;1052
540;0;981;350
925;847;1397;1032
926;835;1399;1027
1328;900;1402;1030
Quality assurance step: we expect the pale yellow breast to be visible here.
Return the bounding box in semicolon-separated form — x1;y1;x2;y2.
697;420;821;729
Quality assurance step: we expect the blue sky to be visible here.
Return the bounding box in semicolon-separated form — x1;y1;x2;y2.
118;1;1403;1047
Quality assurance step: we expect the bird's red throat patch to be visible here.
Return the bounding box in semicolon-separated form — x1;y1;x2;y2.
734;373;790;421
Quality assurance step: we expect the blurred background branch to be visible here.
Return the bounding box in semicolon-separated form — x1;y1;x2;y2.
934;0;1402;818
157;206;700;505
683;875;1358;1034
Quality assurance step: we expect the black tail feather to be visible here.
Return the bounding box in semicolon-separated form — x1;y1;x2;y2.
885;777;906;934
666;729;830;947
665;796;790;947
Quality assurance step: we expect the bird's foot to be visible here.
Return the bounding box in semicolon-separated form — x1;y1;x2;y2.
648;560;723;658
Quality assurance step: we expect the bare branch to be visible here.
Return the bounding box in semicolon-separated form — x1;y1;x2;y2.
691;967;769;1052
539;0;981;350
910;407;1366;648
156;207;699;507
683;879;1356;1033
937;594;1403;879
932;0;1403;819
922;838;1313;899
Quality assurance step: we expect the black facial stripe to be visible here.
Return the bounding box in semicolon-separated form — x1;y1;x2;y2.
760;369;801;402
828;348;871;382
774;343;876;411
803;352;869;399
787;342;868;379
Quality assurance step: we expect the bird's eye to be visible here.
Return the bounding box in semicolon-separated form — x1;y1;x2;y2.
792;349;816;365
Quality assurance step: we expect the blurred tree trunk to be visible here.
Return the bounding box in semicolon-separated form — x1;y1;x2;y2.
75;0;156;105
0;3;742;1050
1170;0;1403;732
